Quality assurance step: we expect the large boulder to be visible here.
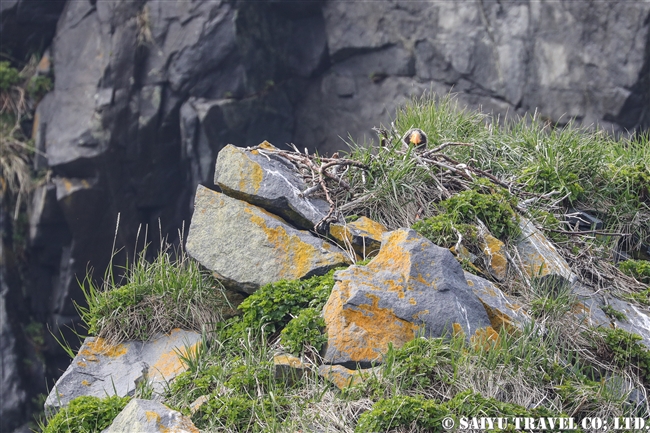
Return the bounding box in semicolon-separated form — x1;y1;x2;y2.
186;186;349;294
44;329;201;415
323;228;494;368
214;142;330;230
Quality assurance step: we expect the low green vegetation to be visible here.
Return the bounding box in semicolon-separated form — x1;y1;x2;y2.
230;269;338;338
620;259;650;284
279;307;327;356
355;390;561;433
40;396;130;433
599;328;650;382
76;243;239;344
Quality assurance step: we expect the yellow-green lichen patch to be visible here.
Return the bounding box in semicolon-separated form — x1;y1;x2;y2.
81;338;128;359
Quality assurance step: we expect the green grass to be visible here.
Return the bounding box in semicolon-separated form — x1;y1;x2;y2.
76;241;240;344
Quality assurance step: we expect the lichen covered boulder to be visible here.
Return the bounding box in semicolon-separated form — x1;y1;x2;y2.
329;216;387;258
186;185;349;294
102;399;199;433
214;142;331;230
323;228;493;368
44;329;200;415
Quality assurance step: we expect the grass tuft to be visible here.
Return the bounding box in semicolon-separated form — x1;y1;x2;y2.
76;240;239;345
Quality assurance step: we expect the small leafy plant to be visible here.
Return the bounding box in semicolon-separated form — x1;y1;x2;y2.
234;268;339;337
280;307;327;355
40;395;130;433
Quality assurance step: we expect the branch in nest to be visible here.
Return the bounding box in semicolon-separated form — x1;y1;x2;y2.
422;141;473;156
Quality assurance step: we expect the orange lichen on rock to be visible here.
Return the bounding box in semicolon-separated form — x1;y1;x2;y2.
367;230;412;274
351;217;388;237
482;233;508;281
318;364;372;390
150;340;201;381
479;299;517;333
80;338;127;359
218;145;264;194
324;280;421;364
145;410;159;422
273;354;308;369
330;217;387;257
247;211;348;279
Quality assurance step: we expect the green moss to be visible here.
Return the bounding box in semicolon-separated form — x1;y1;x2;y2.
280;307;327;356
42;395;130;433
619;259;650;284
411;214;478;249
442;189;520;240
412;186;519;248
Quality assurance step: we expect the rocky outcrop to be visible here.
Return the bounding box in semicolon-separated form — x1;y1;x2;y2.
44;329;200;415
323;229;495;368
186;185;349;294
0;0;65;61
4;1;650;429
214;142;331;230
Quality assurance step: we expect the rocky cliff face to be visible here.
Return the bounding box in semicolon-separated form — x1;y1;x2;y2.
2;0;649;430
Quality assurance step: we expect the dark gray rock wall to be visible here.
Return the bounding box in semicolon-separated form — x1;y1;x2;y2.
2;0;649;429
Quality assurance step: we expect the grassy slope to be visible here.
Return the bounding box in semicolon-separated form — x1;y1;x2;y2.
42;94;650;432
